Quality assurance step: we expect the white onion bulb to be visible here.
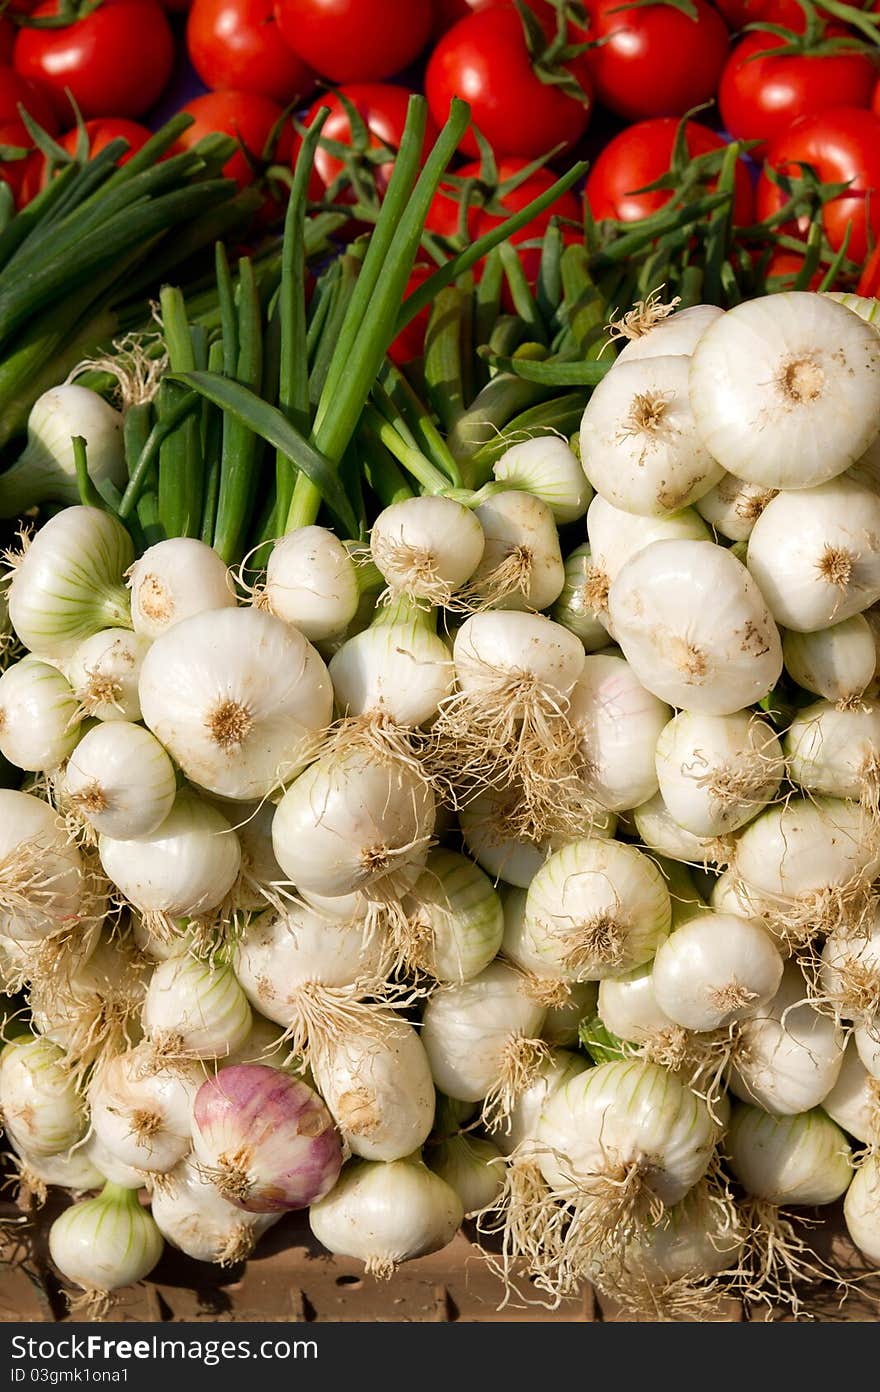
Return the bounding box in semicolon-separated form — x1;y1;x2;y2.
370;495;485;604
651;912;783;1032
143;953;252;1059
568;653;671;812
535;1059;716;1207
689;292;880;488
655;710;783;838
139;607;332;801
493;436;592;524
309;1155;463;1278
128;537;235;639
0;1034;87;1157
329;596;452;727
264;526;359;641
580;354;723;516
272;745;434;899
66;628;150;722
785;699;880;806
0;789;83;943
608;539;783;715
844;1153;880;1264
49;1182;164;1306
88;1043;200;1173
420;961;547;1119
822;1042;880;1144
312;1017;435;1162
151;1156;278;1265
747;476;880;632
730;963;845;1115
64;722;177;839
783;616;876;704
523;838;671;982
726;1102;852;1204
694;473;778;541
469;491;564;611
99;790;242;921
0;656;80;771
8;507;133;660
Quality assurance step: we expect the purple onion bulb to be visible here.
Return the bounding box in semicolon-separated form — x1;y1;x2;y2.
192;1064;342;1213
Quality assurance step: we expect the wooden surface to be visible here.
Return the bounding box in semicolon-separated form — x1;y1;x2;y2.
2;1199;877;1323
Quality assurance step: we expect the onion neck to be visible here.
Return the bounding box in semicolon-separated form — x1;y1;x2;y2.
94;583;135;633
372;593;438;632
0;441;79;517
98;1181;141;1209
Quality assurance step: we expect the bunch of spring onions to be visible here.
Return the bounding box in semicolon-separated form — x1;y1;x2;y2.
3;90;880;1320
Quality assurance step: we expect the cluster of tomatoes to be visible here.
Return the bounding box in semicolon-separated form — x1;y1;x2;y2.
2;0;880;296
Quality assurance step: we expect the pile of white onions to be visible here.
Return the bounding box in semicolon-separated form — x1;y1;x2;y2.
4;290;880;1322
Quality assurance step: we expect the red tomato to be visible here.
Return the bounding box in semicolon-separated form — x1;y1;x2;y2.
187;0;314;105
12;116;151;202
426;3;592;158
0;118;40;206
712;0;818;30
585;118;755;225
174;90;284;189
428;156;579;238
873;77;880;118
426;156;580;294
0;18;14;66
431;0;491;35
0;64;58;131
388;262;435;365
719;31;876;157
57;116;152;161
274;0;432;83
763;247;826;288
859;241;880;295
13;0;174;121
756;107;880;264
302;83;439;196
470;158;581;282
583;0;729;121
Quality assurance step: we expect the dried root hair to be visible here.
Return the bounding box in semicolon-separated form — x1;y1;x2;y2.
427;669;587;845
67;331;167;409
815;544;856;594
730;869;877;955
475;1151;573;1309
4;1151;47;1210
595;1266;732;1322
481;1035;552;1135
261;979;416;1070
518;1146;668;1306
66;1288;115;1321
731;1199;856;1320
371;533;459;610
639;1023;740;1128
539;907;629;980
859;750;880;825
687;735;783;817
28;951;147;1087
322;711;435;797
197;1150;255;1207
606;287;681;344
590;1166;743;1321
454;546;536;614
1;525;32;579
217;1224;258;1268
